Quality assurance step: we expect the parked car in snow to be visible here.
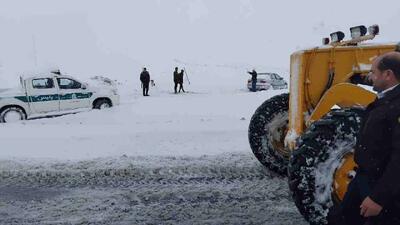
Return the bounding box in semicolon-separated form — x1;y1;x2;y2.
0;72;120;122
247;72;288;91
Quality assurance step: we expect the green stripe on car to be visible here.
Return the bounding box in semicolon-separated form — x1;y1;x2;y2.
14;92;93;103
30;94;59;102
15;96;29;102
59;92;93;100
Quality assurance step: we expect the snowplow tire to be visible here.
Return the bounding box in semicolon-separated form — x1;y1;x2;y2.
288;108;363;225
248;93;289;175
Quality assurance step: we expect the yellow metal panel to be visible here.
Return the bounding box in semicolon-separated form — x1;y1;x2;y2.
334;153;356;201
307;83;376;125
285;43;396;151
304;45;394;109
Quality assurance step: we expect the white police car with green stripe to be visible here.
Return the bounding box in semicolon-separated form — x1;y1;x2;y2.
0;74;120;122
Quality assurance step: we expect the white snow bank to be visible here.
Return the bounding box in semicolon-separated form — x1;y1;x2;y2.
0;64;288;160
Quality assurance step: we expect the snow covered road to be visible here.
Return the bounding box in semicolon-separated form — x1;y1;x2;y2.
0;153;306;225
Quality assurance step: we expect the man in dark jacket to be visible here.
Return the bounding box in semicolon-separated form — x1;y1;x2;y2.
178;69;185;93
173;67;179;94
140;68;150;96
248;69;257;92
334;52;400;225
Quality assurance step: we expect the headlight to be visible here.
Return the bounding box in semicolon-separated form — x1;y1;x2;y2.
322;37;330;45
112;89;118;95
368;24;379;36
330;31;345;43
350;25;367;39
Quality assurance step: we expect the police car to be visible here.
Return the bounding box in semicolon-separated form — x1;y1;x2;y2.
0;72;120;123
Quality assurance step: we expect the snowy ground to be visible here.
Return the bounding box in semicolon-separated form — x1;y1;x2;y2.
0;154;307;225
0;66;308;224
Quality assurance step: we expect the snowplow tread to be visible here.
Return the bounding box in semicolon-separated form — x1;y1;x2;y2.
288;108;363;225
248;93;289;176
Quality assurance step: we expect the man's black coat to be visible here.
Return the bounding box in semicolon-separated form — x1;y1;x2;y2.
174;71;179;83
355;84;400;208
140;71;150;84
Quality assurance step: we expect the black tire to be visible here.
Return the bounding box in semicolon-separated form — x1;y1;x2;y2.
288;108;363;225
93;99;112;110
248;93;289;175
0;106;27;123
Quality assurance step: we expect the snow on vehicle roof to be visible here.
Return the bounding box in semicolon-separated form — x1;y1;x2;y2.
20;73;72;80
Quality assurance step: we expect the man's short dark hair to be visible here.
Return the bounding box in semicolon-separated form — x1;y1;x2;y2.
378;54;400;81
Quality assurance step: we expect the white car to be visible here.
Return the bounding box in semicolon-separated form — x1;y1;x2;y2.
247;73;288;91
0;73;120;123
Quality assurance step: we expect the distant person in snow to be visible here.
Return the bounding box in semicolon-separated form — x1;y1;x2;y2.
248;69;257;92
140;67;150;96
178;69;185;93
173;67;179;94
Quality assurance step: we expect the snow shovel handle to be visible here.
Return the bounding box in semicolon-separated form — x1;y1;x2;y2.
183;67;191;85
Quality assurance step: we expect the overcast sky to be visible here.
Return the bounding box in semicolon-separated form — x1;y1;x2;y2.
0;0;400;85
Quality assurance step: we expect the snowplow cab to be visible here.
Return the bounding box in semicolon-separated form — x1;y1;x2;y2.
248;25;399;224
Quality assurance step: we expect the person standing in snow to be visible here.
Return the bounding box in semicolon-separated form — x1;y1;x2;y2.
329;52;400;225
248;69;257;92
140;67;150;96
173;67;179;94
178;69;185;93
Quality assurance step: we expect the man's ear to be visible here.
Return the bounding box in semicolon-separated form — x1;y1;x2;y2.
386;70;397;81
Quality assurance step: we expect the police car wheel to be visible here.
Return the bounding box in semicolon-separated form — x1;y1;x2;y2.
94;99;112;109
0;107;26;123
100;102;110;109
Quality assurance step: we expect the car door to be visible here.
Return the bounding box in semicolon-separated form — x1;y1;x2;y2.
271;74;285;86
26;77;60;114
57;77;91;111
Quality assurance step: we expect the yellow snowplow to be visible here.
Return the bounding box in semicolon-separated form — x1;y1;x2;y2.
248;25;398;224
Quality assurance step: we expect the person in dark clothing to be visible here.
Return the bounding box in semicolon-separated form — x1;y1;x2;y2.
178;69;185;93
248;69;257;92
140;67;150;96
173;67;179;94
330;52;400;225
